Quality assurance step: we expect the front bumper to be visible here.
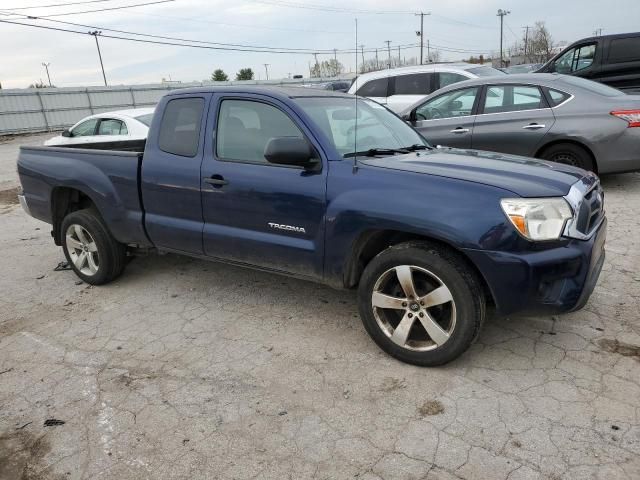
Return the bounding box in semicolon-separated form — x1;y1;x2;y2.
463;217;607;316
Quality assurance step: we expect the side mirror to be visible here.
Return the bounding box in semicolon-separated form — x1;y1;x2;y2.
403;110;417;122
264;137;318;169
61;129;72;137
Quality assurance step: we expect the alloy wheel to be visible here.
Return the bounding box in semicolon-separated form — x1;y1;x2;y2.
371;265;456;351
65;224;99;276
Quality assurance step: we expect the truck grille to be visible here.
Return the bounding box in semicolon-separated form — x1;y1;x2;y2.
575;182;604;236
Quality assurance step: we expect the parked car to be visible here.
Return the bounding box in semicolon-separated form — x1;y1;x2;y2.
399;73;640;173
536;32;640;93
301;80;352;93
347;63;506;112
504;63;543;74
44;108;155;148
18;86;606;366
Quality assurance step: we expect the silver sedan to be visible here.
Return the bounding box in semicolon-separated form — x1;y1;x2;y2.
399;73;640;173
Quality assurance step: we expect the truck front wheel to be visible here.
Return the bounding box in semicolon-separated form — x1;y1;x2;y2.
61;208;127;285
357;242;486;366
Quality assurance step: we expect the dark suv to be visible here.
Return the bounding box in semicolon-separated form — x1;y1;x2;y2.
537;32;640;93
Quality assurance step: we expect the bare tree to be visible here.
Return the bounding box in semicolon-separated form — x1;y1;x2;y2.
528;21;555;63
427;50;442;63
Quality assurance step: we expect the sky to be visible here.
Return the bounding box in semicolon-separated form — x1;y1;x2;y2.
0;0;639;89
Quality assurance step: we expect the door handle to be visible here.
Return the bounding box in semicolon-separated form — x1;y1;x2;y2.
522;123;546;130
450;127;470;134
204;175;228;187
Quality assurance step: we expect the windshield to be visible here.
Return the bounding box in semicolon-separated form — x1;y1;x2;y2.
296;97;428;157
135;113;154;126
467;66;506;77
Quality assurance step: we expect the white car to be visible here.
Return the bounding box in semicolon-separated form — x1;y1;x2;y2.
44;108;155;147
348;63;505;113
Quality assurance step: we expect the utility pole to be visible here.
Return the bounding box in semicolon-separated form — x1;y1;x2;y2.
312;53;319;77
89;30;107;86
497;9;511;68
359;44;365;72
415;11;431;65
263;63;270;80
375;49;379;70
333;48;338;76
523;25;531;59
41;62;52;87
384;40;391;69
427;39;430;62
398;45;401;67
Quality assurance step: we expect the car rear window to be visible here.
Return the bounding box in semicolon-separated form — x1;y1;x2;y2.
158;98;204;157
135;113;154;126
466;66;506;77
559;76;625;97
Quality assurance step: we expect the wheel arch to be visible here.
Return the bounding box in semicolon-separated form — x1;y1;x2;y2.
535;139;598;173
50;187;102;246
343;229;495;307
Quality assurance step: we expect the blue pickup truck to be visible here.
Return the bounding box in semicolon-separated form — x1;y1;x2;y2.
17;86;606;366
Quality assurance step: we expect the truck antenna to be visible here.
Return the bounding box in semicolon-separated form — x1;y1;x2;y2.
353;17;359;174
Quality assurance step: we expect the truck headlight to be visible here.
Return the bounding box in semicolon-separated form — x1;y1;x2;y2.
500;198;573;241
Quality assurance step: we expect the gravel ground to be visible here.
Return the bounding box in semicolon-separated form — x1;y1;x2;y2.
1;134;639;480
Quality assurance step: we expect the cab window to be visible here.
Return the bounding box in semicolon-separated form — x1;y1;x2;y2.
216;99;305;164
71;118;98;137
158;97;204;157
356;77;389;97
415;87;479;120
483;85;546;114
554;44;596;73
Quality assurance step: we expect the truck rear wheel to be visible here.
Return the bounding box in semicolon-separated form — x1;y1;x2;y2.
357;242;485;366
61;208;127;285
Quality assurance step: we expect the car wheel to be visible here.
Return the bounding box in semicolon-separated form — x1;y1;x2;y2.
539;143;595;172
357;242;486;366
61;208;127;285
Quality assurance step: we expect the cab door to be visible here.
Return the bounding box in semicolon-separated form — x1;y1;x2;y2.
409;86;480;149
141;95;208;254
471;84;555;157
200;95;327;280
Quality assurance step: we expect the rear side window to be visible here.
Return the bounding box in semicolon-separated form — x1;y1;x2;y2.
483;85;546;114
158;97;204;157
394;73;430;95
437;72;468;89
546;88;571;106
356;77;389;97
608;37;640;63
97;119;128;135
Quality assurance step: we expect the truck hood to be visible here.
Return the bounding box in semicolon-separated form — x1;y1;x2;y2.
360;147;586;197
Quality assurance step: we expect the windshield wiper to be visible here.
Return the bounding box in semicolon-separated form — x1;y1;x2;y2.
343;148;409;158
402;144;431;151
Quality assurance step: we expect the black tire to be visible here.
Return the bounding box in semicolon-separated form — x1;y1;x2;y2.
61;208;127;285
539;143;595;172
357;242;485;367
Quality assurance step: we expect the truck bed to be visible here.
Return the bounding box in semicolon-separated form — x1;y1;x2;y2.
17;145;150;247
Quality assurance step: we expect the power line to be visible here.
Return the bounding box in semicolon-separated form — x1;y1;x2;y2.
1;0;114;11
0;18;430;55
2;0;175;18
246;0;415;15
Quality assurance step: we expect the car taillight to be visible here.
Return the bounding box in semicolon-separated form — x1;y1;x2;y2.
611;110;640;127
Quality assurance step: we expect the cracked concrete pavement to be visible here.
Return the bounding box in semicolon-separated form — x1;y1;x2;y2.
1;134;639;479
